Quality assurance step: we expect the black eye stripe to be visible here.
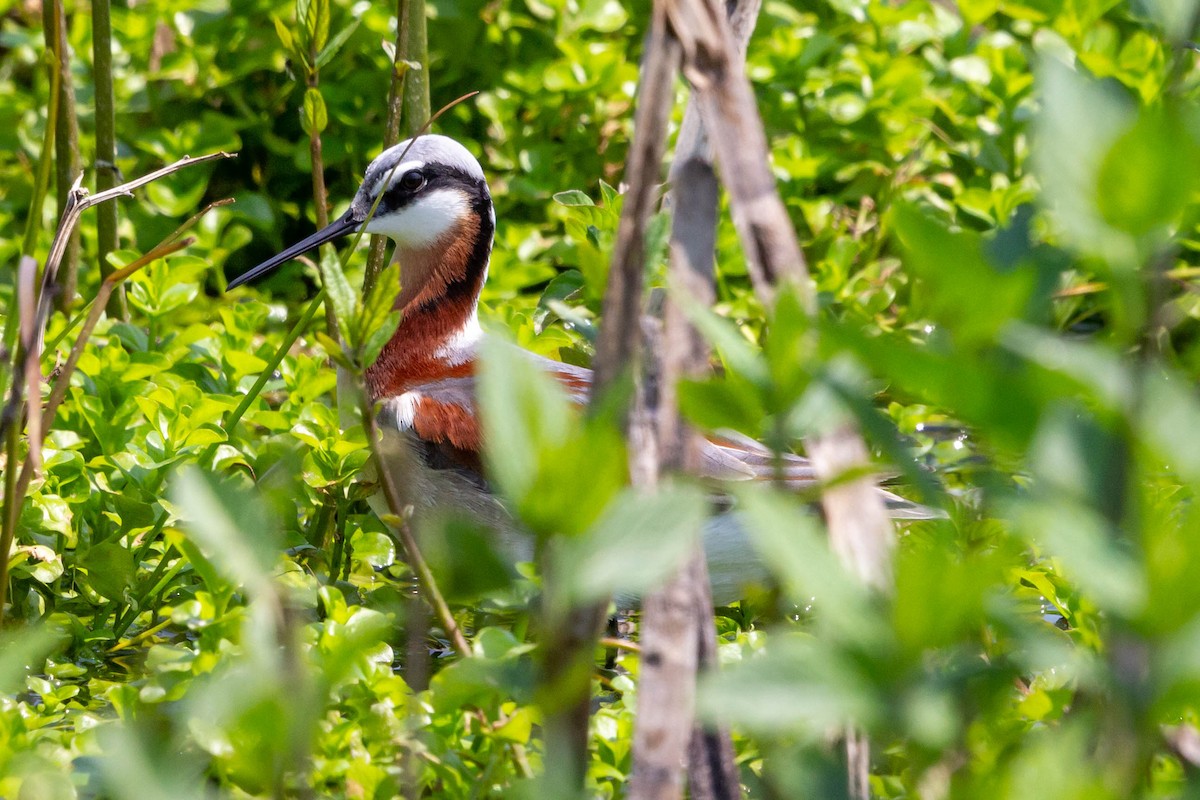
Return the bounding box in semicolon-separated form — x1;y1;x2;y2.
379;167;486;213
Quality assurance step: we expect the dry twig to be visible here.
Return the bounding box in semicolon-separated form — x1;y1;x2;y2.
663;1;895;796
535;3;688;792
631;159;737;800
664;0;810;306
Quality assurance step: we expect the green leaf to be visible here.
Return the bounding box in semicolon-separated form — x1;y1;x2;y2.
272;15;294;54
314;331;354;370
82;541;136;601
677;375;768;435
358;262;402;363
763;284;815;406
314;20;361;70
297;0;329;54
1096;106;1200;236
517;412;627;537
313;0;330;52
552;189;595;207
319;246;355;345
554;482;707;606
0;627;63;695
1033;59;1136;268
565;0;627;33
894;202;1036;349
676;296;769;385
494;706;534;744
1012;497;1146;618
477;336;573;510
893;532;1003;655
698;635;881;734
169;467;279;598
736;487;880;642
300;88;328;136
420;514;516;602
478;337;627;537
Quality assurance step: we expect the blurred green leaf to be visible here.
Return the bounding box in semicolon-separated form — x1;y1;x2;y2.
1096;106;1200;236
894;202;1037;348
698;635;881;735
478;336;572;524
421;514;517;601
554;482;706;606
737;487;881;641
1034;59;1137;268
0;627;63;696
169;467;280;597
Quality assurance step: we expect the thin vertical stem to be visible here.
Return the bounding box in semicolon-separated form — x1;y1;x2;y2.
1;420;21;626
401;0;430;137
4;47;62;357
306;77;335;339
0;257;36;628
0;39;65;624
631;156;739;800
590;3;680;394
539;4;685;794
667;2;894;796
46;0;81;312
665;0;811;308
363;0;412;296
92;0;128;318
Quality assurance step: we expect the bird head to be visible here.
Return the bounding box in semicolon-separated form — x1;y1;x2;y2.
227;134;493;290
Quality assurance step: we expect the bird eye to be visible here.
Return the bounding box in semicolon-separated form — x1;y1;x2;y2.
399;169;425;192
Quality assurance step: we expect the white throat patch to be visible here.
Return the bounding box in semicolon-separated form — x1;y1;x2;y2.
362;187;471;247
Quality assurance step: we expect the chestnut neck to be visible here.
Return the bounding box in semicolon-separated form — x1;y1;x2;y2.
365;202;493;400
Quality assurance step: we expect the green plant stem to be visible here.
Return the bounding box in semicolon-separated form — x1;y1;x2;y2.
44;0;81;313
304;62;336;340
44;305;87;355
0;56;60;580
3;51;61;357
401;0;430;137
112;537;174;640
305;496;334;549
326;498;345;577
0;422;20;626
92;0;128;318
362;0;411;296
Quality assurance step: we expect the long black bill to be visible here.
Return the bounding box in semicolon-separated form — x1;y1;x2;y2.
226;211;359;290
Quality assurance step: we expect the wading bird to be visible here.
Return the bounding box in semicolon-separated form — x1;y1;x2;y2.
228;134;932;599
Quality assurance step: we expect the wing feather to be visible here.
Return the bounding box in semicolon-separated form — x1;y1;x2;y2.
375;343;937;519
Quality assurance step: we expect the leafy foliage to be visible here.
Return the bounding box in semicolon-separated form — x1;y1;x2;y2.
2;0;1200;797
